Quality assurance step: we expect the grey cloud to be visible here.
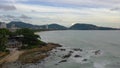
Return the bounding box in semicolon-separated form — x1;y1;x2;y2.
110;7;120;11
3;15;15;18
0;5;16;11
0;14;32;22
19;14;31;19
26;0;120;8
0;14;17;21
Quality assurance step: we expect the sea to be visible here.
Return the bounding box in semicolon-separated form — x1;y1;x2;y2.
38;30;120;68
4;30;120;68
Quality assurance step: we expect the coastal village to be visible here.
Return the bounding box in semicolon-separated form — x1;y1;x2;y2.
0;22;62;67
0;22;23;49
0;22;50;49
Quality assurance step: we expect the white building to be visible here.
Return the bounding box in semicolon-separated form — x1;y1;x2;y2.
46;24;48;29
0;22;7;28
9;24;20;32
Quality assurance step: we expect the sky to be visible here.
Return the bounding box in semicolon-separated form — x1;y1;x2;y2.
0;0;120;28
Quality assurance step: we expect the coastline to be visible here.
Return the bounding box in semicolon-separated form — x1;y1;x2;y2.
18;43;62;63
0;43;62;67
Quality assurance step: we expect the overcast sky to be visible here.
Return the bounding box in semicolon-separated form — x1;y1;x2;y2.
0;0;120;27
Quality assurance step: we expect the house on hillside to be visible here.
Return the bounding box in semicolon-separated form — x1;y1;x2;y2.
0;22;7;28
6;35;24;48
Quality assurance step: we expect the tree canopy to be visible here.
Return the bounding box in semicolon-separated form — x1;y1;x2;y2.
16;28;46;49
0;28;46;51
0;29;11;51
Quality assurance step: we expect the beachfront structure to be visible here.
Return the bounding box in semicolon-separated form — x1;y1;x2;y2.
6;39;22;48
0;22;7;28
6;35;24;48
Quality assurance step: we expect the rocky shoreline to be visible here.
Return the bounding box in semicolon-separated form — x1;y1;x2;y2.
1;42;102;68
0;43;62;68
18;43;62;63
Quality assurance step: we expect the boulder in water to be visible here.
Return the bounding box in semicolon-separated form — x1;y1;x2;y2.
74;55;82;58
60;49;66;51
73;48;83;51
82;59;88;61
94;50;101;55
59;60;67;63
62;53;71;59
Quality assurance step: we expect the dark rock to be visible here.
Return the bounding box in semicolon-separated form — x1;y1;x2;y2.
48;43;62;47
94;50;101;55
55;63;58;65
62;53;71;59
59;60;67;63
56;44;62;47
82;59;88;61
55;51;57;52
60;49;66;51
74;55;82;58
73;48;83;51
69;51;73;54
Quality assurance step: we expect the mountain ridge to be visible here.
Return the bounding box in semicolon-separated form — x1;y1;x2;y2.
7;21;67;30
69;23;118;30
6;21;119;30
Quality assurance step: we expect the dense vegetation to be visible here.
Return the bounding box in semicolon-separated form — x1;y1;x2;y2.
0;28;46;51
0;29;11;51
16;28;46;49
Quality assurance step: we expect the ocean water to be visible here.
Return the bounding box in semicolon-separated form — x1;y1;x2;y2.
38;30;120;68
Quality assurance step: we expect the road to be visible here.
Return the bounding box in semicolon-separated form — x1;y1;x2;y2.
0;48;24;64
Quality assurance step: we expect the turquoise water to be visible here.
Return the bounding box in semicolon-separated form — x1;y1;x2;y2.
38;30;120;68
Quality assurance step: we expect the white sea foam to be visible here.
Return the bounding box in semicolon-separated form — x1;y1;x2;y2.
93;61;110;68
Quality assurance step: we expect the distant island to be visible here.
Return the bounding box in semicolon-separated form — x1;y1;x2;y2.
69;23;119;30
1;21;120;30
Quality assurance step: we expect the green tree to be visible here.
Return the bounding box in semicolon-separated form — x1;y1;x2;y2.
16;28;46;49
0;29;10;51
